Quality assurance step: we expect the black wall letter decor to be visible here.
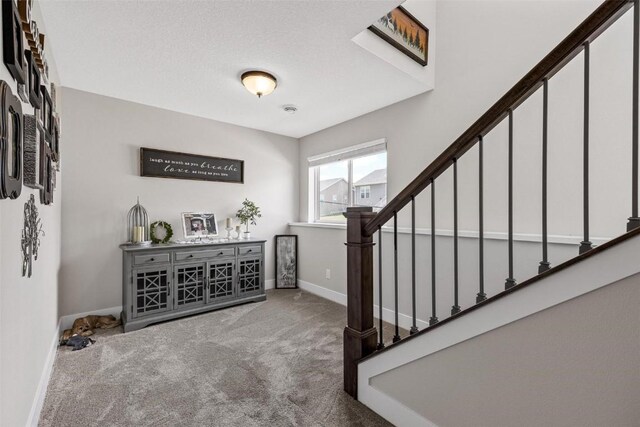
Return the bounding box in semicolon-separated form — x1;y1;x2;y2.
39;146;53;205
3;0;26;84
0;80;23;199
51;113;59;162
25;50;40;108
40;83;52;140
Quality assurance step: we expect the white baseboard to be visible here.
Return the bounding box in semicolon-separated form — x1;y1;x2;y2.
296;279;427;330
60;305;123;331
265;279;275;290
297;279;347;305
26;319;61;427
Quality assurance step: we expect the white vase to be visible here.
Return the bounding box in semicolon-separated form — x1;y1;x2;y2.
243;231;251;240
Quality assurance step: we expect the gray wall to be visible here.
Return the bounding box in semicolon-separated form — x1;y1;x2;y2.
299;0;632;234
0;1;62;425
60;88;299;317
292;224;583;325
295;0;633;307
371;272;640;427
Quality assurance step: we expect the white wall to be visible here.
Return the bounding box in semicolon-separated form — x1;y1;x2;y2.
59;88;299;317
0;1;62;425
295;0;634;315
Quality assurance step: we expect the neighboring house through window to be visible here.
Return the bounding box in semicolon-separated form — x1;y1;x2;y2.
308;139;387;222
360;186;370;199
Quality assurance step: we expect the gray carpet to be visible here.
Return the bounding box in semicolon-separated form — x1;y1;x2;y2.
39;290;392;426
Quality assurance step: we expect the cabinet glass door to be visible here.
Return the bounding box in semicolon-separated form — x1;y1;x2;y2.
207;259;236;303
174;263;206;308
238;256;262;297
132;266;172;318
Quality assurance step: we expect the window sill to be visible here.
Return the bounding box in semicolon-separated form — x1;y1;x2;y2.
288;222;611;246
289;222;346;230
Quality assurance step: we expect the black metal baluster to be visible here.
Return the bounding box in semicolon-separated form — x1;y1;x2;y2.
629;0;640;231
539;79;551;273
377;225;384;350
410;196;419;334
393;212;401;342
580;42;594;254
452;159;461;315
477;136;487;303
505;110;517;289
429;179;439;326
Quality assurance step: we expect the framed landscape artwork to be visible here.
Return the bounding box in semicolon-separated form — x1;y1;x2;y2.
275;235;297;289
369;6;429;66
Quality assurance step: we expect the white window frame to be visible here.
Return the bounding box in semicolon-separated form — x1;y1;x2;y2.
360;186;370;199
308;139;387;223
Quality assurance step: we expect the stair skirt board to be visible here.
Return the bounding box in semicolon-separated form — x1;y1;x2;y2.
297;279;430;330
357;233;640;427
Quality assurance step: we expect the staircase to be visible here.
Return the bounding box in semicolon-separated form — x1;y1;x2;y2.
344;0;639;423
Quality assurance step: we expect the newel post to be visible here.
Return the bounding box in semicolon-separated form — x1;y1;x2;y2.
344;206;377;398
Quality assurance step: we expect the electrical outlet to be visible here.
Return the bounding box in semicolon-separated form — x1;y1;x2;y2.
325;269;331;280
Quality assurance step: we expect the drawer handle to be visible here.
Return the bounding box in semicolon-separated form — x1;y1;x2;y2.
188;254;194;258
149;257;155;262
247;249;252;253
218;251;224;255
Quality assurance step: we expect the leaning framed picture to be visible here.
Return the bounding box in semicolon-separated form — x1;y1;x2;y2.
181;212;218;239
275;235;297;289
369;6;429;66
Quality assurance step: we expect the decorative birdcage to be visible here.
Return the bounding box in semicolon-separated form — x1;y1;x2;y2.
127;197;150;244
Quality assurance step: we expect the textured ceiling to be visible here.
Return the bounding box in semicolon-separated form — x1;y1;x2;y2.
39;0;431;138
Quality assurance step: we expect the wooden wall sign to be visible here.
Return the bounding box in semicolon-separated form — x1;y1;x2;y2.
3;0;26;83
0;80;23;199
140;148;244;184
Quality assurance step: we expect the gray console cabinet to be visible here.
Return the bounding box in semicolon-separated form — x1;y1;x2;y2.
120;239;266;332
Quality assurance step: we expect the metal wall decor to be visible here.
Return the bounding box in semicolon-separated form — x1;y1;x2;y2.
2;0;26;84
23;114;41;189
275;235;297;289
21;194;43;277
0;80;23;200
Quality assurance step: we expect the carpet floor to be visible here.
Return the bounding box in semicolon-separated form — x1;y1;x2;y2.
39;290;393;426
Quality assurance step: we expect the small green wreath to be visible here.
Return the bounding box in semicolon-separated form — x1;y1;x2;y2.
150;221;173;244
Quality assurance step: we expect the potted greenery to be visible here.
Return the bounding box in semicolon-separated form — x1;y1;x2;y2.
236;199;261;239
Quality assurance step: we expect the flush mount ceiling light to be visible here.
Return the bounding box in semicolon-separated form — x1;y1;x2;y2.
241;70;277;98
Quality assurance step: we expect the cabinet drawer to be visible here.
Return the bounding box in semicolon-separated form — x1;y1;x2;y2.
238;245;261;256
175;248;235;262
133;253;170;266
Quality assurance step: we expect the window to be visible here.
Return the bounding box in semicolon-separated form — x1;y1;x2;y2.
359;186;370;199
308;139;387;223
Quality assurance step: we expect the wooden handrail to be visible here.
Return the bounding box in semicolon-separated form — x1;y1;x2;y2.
364;0;633;237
